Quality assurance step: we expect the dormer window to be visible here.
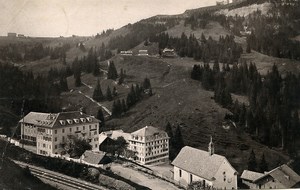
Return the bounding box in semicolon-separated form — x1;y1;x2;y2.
73;119;79;123
80;118;86;123
59;120;66;125
86;117;92;122
66;119;73;124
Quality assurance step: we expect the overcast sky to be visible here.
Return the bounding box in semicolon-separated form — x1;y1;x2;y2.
0;0;215;37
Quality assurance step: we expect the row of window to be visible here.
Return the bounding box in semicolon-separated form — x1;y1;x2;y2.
37;142;51;149
145;140;168;146
24;128;36;134
54;125;97;134
22;135;36;141
145;153;168;162
145;149;168;156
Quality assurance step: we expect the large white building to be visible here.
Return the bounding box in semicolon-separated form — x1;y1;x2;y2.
172;137;238;189
128;126;169;165
20;111;100;156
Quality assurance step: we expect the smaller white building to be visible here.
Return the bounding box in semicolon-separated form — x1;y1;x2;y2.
172;137;238;189
138;50;149;56
129;126;169;165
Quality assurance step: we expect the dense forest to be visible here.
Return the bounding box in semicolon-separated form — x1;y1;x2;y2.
0;43;71;62
191;62;300;156
0;63;70;121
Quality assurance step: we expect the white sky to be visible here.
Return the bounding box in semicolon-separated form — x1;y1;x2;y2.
0;0;215;37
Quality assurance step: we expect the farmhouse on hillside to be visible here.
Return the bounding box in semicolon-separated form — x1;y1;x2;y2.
241;164;300;189
20;111;100;156
172;137;238;189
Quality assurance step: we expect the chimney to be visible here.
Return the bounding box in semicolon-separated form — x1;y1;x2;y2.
208;136;214;156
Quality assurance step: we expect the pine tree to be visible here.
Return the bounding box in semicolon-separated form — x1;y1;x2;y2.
258;153;268;172
248;149;257;171
106;86;113;101
143;77;151;89
165;122;173;142
174;125;184;153
93;57;100;76
74;72;81;87
107;61;118;80
59;76;68;91
96;108;105;129
121;99;127;112
93;79;104;102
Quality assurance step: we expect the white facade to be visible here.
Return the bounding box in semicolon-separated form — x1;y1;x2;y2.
20;111;99;156
128;126;169;165
172;140;238;189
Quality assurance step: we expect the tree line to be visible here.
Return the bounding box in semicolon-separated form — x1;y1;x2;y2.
151;32;243;64
191;62;300;155
0;43;71;62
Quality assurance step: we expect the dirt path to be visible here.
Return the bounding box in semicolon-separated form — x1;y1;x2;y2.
78;90;112;116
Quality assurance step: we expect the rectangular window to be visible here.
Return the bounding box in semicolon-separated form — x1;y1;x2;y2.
62;129;65;133
69;128;72;132
89;125;91;130
94;131;97;135
62;136;65;141
190;174;193;183
179;169;182;177
83;126;85;130
55;145;57;149
77;127;79;131
55;137;57;142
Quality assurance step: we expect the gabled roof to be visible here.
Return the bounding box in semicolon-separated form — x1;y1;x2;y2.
241;170;264;182
254;164;300;188
172;146;236;181
98;134;108;145
82;150;109;165
20;112;58;127
131;126;167;137
20;111;99;128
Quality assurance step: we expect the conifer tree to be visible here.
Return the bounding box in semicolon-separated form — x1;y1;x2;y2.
93;79;104;102
248;149;257;171
106;86;113;101
96;108;105;129
121;99;127;112
259;153;268;172
174;126;184;153
107;61;118;80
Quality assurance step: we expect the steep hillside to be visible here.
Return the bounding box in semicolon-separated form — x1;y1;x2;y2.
216;2;273;17
0;158;55;190
166;20;231;41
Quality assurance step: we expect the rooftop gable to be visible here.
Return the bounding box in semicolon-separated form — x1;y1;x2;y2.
255;164;300;188
131;126;167;137
172;146;235;181
21;111;99;128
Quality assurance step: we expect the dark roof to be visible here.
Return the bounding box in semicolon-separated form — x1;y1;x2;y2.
172;146;236;181
82;150;110;165
20;111;99;129
254;164;300;188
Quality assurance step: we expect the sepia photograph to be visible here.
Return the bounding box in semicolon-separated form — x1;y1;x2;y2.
0;0;299;189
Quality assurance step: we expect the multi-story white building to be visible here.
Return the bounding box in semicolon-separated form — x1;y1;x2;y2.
128;126;169;165
20;111;100;156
